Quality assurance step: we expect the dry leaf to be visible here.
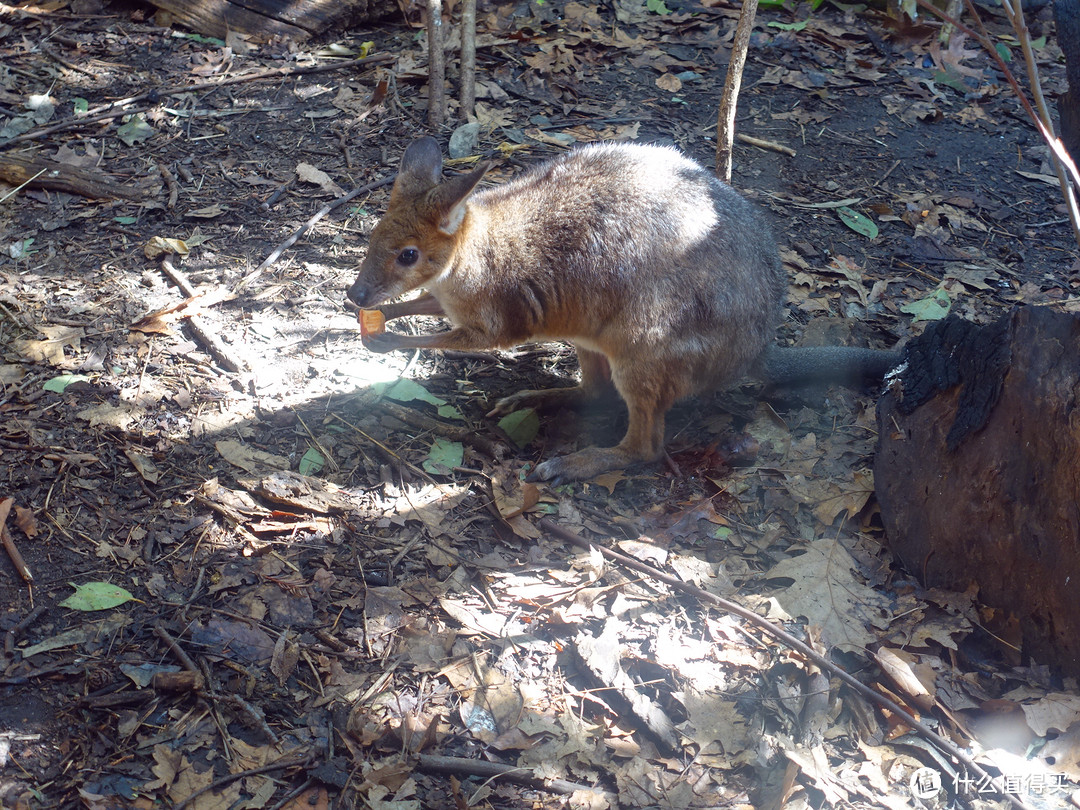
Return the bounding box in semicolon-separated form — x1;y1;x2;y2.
655;73;682;92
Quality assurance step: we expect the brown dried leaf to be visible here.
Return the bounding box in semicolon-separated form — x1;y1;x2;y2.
14;505;38;537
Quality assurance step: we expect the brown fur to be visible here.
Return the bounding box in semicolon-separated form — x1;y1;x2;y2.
347;137;888;482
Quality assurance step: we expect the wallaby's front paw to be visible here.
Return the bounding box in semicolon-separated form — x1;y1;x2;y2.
362;332;408;353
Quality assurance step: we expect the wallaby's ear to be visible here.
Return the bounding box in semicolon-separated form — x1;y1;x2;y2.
429;162;490;235
394;137;444;197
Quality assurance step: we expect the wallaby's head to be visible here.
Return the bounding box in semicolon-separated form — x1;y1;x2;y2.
347;137;488;308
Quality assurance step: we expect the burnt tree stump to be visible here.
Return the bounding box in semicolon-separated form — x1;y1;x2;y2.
876;307;1080;675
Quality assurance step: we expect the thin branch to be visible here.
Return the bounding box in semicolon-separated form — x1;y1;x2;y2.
460;0;478;120
715;0;759;182
234;173;396;292
427;0;446;128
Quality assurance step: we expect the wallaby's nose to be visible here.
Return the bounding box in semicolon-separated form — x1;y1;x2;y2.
347;279;373;308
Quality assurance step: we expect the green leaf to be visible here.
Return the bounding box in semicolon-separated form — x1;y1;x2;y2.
113;216;137;225
73;98;89;115
646;0;671;13
177;32;226;45
117;115;154;146
43;374;90;393
498;408;539;448
60;582;135;611
436;404;464;420
376;378;464;420
298;447;325;475
379;378;446;407
900;288;951;321
836;206;879;239
933;69;969;94
768;19;808;30
8;238;37;259
1030;35;1046;49
994;42;1012;62
423;438;463;474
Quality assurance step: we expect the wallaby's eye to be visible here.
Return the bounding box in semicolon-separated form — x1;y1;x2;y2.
396;248;420;267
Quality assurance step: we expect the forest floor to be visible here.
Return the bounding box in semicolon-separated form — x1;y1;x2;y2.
1;0;1079;807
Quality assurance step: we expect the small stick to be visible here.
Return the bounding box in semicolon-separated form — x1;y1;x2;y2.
460;0;478;120
4;604;46;656
154;622;200;672
160;258;246;374
172;757;311;810
235;174;395;292
158;162;179;209
736;133;795;157
715;0;760;182
0;498;32;584
39;44;97;77
221;693;279;744
537;518;1034;810
378;399;502;459
417;754;616;800
427;0;446;128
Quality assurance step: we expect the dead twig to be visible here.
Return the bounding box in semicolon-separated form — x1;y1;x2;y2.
3;605;46;657
329;413;436;484
154;623;200;672
378;399;503;459
460;0;478;120
538;518;1035;810
160;257;247;374
234;174;395;292
416;753;617;801
158;162;179;209
736;133;796;157
39;43;97;77
172;756;313;810
427;0;447;127
715;0;759;182
0;498;32;584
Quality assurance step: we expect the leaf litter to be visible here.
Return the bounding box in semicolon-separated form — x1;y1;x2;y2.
0;0;1077;807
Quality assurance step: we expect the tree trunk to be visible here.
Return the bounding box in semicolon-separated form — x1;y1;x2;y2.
876;306;1080;675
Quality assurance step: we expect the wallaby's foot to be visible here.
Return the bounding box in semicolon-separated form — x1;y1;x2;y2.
528;445;645;483
487;386;591;418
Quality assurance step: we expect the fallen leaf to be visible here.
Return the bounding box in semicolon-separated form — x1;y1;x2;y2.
656;73;682;92
14;326;84;365
60;581;136;611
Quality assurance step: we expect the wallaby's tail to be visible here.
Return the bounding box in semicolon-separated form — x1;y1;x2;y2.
761;344;901;387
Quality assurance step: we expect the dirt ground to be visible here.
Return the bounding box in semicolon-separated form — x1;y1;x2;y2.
1;0;1079;806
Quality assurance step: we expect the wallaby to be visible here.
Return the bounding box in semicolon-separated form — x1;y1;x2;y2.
347;137;898;482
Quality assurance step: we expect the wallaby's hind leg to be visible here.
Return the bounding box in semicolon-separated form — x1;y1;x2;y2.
487;348;615;417
529;362;675;483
